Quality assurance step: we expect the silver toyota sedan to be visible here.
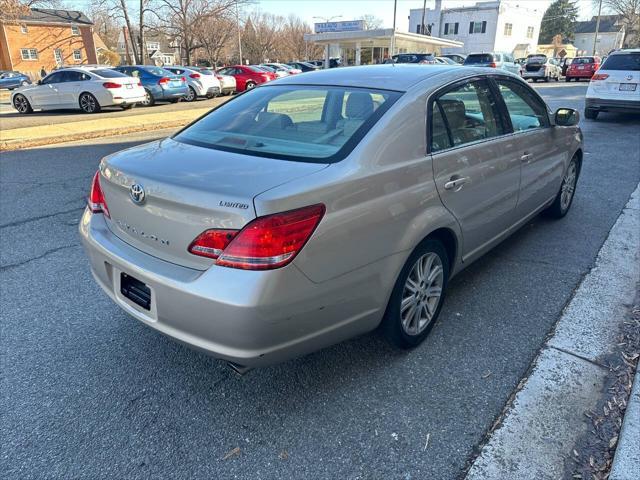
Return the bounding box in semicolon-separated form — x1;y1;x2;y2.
80;65;582;372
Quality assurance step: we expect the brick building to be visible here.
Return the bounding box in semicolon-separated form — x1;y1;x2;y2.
0;8;98;79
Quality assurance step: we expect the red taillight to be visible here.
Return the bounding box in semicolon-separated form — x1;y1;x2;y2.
158;77;170;85
102;82;121;89
137;79;142;86
488;62;497;68
181;76;186;83
189;73;201;79
189;204;325;270
592;73;609;81
188;230;239;259
88;171;109;217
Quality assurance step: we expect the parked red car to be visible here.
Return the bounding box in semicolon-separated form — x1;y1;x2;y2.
565;56;601;82
216;65;276;92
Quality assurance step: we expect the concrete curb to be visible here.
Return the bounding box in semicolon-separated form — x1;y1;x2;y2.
465;185;640;480
610;366;640;480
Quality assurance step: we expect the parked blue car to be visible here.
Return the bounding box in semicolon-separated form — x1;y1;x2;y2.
113;65;188;106
0;71;31;90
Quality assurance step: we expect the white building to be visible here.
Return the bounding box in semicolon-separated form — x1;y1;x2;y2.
574;16;625;57
408;0;544;56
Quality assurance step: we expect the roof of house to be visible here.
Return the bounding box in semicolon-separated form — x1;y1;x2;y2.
575;15;622;34
19;8;93;26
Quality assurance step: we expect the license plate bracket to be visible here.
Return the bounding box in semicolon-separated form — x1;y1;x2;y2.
120;272;151;310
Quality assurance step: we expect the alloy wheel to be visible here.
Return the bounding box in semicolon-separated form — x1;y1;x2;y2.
185;87;196;102
80;94;96;113
13;95;29;113
400;252;444;336
141;91;152;106
560;160;577;212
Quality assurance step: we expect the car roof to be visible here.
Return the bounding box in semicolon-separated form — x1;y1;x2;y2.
610;48;640;55
269;64;500;92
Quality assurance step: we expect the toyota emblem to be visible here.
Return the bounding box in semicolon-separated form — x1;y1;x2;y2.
129;183;145;204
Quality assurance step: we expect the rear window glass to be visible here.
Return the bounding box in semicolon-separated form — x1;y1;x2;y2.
464;54;494;64
197;69;214;75
246;66;264;73
571;57;595;64
601;53;640;71
173;85;401;163
144;66;172;76
93;69;128;78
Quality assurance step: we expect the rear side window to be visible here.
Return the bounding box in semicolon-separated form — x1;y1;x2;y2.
601;53;640;71
93;69;127;78
495;79;549;132
464;54;494;64
430;80;505;151
572;57;595;64
174;85;401;163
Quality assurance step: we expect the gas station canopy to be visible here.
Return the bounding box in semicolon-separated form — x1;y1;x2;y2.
303;28;464;66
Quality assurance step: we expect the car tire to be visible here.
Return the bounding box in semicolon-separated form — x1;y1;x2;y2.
184;86;197;102
13;94;33;114
584;107;599;120
381;239;450;349
79;92;101;113
565;77;571;82
121;104;135;110
141;89;155;107
544;75;550;82
245;81;256;91
544;155;579;219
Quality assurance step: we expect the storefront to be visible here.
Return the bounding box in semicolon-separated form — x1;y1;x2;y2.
303;29;463;67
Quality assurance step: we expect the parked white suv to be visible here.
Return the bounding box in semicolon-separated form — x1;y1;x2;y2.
585;49;640;120
163;66;221;101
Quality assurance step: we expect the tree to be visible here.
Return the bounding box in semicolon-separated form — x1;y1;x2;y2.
0;0;58;22
539;0;579;43
242;11;286;63
194;14;236;66
360;14;383;30
597;0;640;46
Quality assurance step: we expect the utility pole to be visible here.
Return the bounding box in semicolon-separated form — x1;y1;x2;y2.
420;0;427;34
139;0;145;65
592;0;603;56
236;0;243;65
390;0;397;58
119;0;138;64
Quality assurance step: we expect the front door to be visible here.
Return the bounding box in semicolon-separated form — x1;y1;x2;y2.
31;71;64;107
429;78;520;260
493;78;565;217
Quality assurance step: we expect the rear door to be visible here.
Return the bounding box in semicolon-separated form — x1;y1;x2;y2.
492;77;564;217
57;70;91;107
429;78;520;259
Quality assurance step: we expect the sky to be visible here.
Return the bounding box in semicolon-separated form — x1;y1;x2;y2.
254;0;599;29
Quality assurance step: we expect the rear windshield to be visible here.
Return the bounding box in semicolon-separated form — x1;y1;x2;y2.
464;54;495;64
601;52;640;71
196;68;214;75
572;57;595;64
173;85;401;163
93;69;128;78
145;66;173;76
246;66;265;73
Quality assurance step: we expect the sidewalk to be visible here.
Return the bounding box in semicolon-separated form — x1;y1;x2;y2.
465;185;640;479
0;106;212;150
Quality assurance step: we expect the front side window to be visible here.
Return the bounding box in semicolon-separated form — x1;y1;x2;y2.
430;80;504;150
73;49;82;62
41;72;63;84
20;48;38;60
495;79;549;132
174;85;401;162
504;23;513;36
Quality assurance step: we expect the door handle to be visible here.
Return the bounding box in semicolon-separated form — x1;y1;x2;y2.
521;152;533;162
444;176;469;191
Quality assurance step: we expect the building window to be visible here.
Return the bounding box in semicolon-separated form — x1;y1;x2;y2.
527;26;534;38
54;49;63;64
162;55;173;65
20;48;38;60
73;49;82;62
469;21;487;34
20;24;28;34
146;42;160;51
71;25;80;35
444;22;459;35
504;23;513;36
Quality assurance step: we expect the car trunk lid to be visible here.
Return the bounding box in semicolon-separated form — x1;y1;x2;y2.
100;138;328;270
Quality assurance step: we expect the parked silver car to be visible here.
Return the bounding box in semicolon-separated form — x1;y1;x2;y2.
80;65;582;371
463;52;522;76
522;54;562;82
163;66;220;101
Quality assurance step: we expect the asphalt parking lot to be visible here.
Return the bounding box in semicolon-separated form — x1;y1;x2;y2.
1;83;639;479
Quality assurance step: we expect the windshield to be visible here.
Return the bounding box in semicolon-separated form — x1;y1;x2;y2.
464;54;495;64
173;85;401;163
92;69;128;78
601;52;640;71
572;57;595;64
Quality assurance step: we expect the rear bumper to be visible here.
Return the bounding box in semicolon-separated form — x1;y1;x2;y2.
79;210;391;368
566;71;594;78
159;87;189;100
221;86;235;94
585;97;640;113
523;70;546;78
112;95;147;105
